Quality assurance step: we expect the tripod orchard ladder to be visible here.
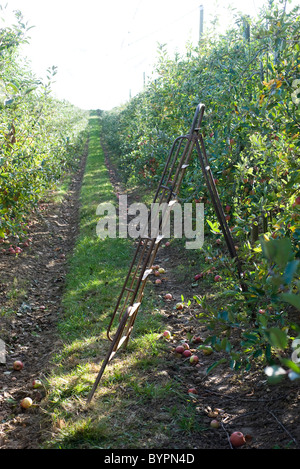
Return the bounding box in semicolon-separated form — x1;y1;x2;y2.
87;103;244;403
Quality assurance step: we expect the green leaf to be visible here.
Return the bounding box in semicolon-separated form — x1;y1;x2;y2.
281;293;300;310
283;260;299;285
260;237;293;267
267;327;288;350
206;358;226;375
206;219;221;234
280;358;300;373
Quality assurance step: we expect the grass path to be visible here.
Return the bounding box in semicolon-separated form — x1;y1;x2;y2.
43;112;187;449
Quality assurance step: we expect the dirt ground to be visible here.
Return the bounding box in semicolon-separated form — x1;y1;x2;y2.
0;145;299;450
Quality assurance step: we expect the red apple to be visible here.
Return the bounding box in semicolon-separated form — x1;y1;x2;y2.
163;330;171;339
13;360;24;371
189;355;199;365
165;241;170;246
188;388;198;395
194;273;203;281
175;345;185;354
225;205;231;212
183;349;192;358
32;379;43;389
229;431;246;448
176;303;184;310
164;293;173;300
192;336;202;344
20;397;32;409
216;239;221;244
295;196;300;205
155;279;162;284
182;342;190;350
214;275;222;282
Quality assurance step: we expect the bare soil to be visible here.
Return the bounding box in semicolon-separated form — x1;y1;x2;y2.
0;143;299;450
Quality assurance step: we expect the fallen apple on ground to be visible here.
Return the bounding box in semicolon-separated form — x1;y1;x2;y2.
20;397;33;409
175;345;185;354
32;379;43;389
176;302;183;310
194;273;203;281
210;420;220;429
189;355;199;365
202;346;213;355
13;360;24;371
191;336;202;344
163;330;171;339
188;388;198;395
164;293;173;300
229;431;246;448
182;349;192;358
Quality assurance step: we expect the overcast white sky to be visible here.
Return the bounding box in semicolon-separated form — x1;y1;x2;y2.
2;0;299;110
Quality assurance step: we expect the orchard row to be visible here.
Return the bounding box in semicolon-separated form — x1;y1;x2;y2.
101;1;300;382
0;9;89;240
